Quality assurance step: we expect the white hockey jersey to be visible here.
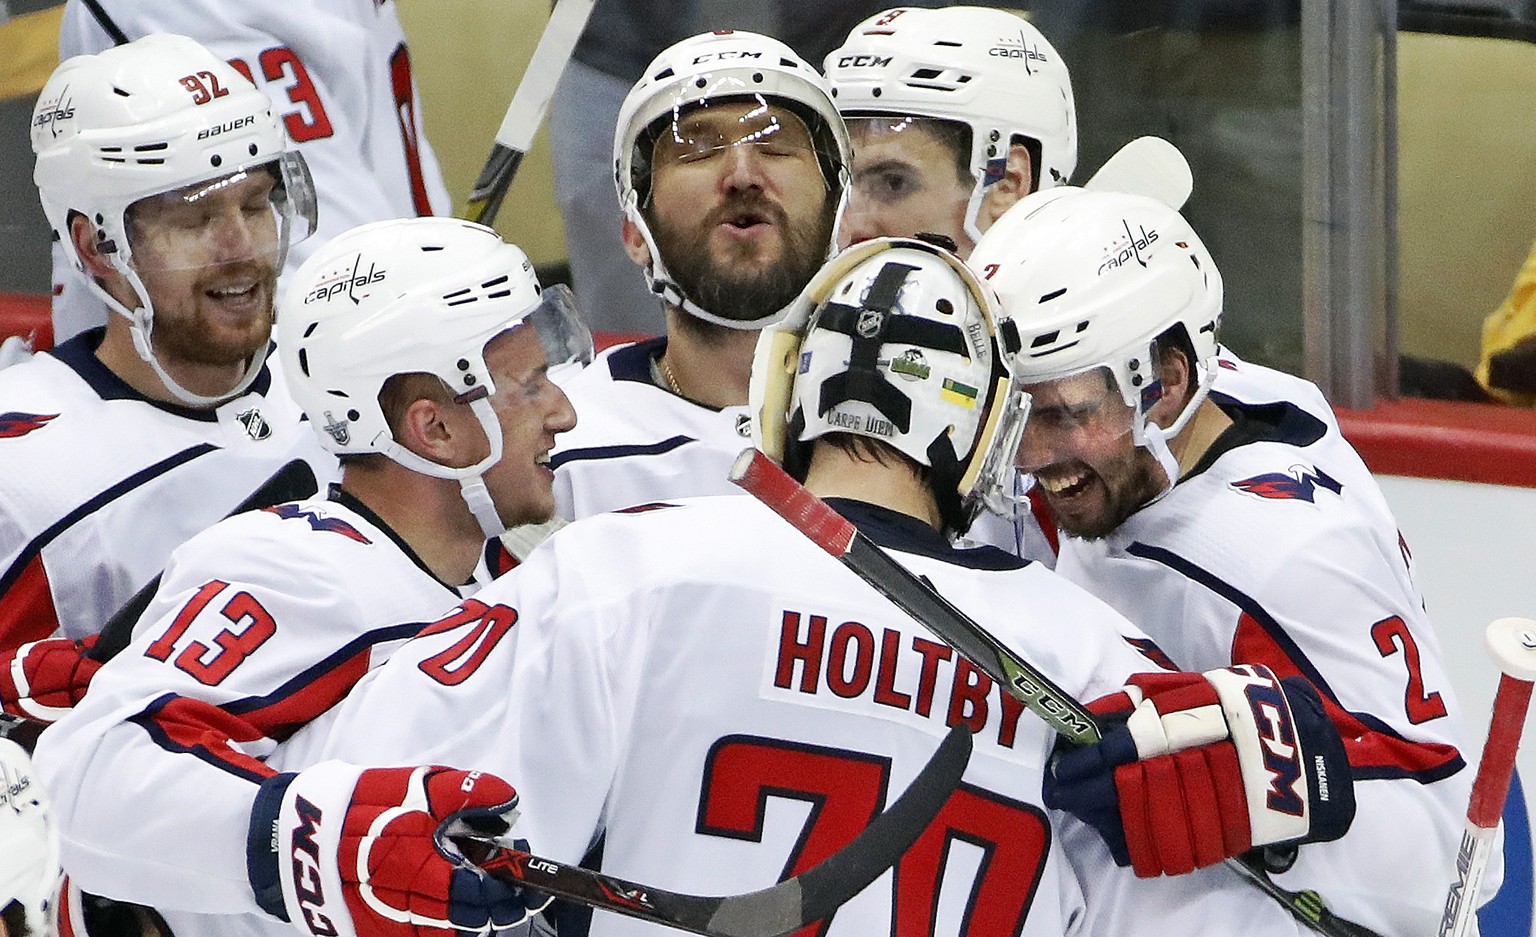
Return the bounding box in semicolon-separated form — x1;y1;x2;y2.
551;338;757;519
0;329;337;649
1054;390;1472;937
50;0;453;340
282;495;1316;937
34;491;481;927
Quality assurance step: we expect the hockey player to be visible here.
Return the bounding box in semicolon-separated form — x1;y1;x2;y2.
0;739;60;937
33;216;586;937
257;238;1349;937
826;6;1076;258
550;30;852;519
0;35;338;721
970;187;1471;937
47;0;452;344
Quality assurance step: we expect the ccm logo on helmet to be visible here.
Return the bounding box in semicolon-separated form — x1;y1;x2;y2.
836;54;893;68
288;796;341;937
197;115;256;140
691;51;763;65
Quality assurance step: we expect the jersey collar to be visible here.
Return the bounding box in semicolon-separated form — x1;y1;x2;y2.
825;497;1026;571
49;327;274;421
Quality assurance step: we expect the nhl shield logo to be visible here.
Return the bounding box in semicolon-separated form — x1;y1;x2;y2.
856;307;885;338
322;410;351;446
235;408;272;441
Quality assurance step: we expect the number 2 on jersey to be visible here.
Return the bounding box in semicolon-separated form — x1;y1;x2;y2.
699;736;1048;937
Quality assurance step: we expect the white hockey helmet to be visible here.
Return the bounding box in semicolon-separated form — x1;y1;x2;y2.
0;739;62;937
613;30;852;329
751;236;1028;536
970;187;1222;479
278;217;592;538
31;33;316;406
827;7;1076;246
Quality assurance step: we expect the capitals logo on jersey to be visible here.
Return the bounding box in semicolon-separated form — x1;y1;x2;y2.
0;412;59;439
264;504;372;543
1231;465;1343;503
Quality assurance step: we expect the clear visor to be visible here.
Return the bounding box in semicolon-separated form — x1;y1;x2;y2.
523;283;594;376
1013;365;1136;475
122;151;317;274
975;379;1033;516
842;115;976;249
646;96;834;189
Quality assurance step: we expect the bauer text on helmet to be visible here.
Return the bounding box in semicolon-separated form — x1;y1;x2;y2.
31;34;317;407
970;187;1222;538
827;7;1076;254
614;30;852;330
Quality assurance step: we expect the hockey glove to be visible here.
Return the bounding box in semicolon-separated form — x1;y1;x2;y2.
248;762;553;937
0;636;101;723
1043;665;1354;877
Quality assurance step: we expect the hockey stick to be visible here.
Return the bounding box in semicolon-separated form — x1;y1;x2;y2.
1439;616;1536;937
461;0;598;227
1081;135;1194;210
728;446;1385;937
87;459;319;662
469;723;972;937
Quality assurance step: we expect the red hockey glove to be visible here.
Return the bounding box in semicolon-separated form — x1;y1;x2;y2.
248;762;553;937
0;636;101;723
1043;665;1355;877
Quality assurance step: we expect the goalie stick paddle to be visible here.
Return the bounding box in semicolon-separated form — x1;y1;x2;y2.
1440;616;1536;937
1081;134;1194;210
728;447;1386;937
461;0;598;227
87;459;319;662
470;724;972;937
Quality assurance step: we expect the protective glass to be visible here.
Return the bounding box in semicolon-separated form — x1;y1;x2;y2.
123;151;317;274
646;96;835;189
843;116;975;246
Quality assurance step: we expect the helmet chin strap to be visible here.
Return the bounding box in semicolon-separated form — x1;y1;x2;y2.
1135;376;1213;507
382;396;509;541
98;265;267;407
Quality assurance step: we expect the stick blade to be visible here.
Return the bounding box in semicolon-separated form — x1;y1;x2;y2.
1083;135;1193;210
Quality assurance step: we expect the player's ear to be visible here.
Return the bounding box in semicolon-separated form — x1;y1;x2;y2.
978;142;1034;229
69;213;117;280
1147;341;1195;429
620;216;652;267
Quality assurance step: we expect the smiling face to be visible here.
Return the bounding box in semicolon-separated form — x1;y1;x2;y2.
474;322;578;528
642;99;836;322
1013;367;1166;540
842;116;975;254
122;168;282;367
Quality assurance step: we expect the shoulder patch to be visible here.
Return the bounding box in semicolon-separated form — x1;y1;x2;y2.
0;412;59;438
263;504;373;543
1230;465;1343;503
1125;636;1178;671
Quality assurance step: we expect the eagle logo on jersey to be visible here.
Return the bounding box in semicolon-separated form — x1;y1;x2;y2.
1231;465;1343;503
235;408;272;441
264;504;372;543
0;412;59;439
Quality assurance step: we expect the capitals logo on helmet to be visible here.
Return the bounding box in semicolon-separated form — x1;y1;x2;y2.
750;237;1028;537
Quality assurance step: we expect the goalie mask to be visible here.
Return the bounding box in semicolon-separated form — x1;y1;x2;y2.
31;33;317;407
750;237;1027;537
279;218;592;539
969;187;1222;496
614;30;851;329
0;739;62;937
827;7;1076;250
